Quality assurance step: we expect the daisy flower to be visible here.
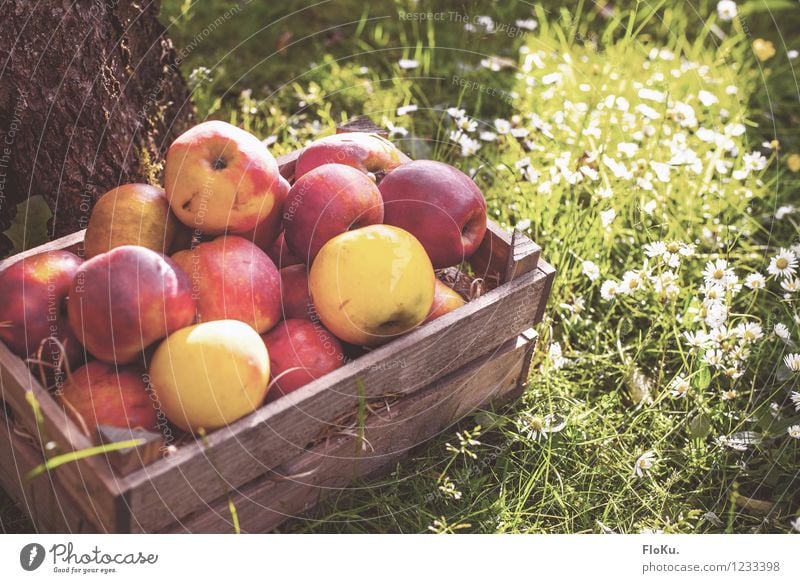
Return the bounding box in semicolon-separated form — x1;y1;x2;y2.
446;107;465;119
734;322;764;344
684;330;710;350
600;280;619;301
784;353;800;373
767;248;797;278
774;323;791;342
703;349;725;368
633;451;656;478
494;118;511;134
744;273;766;289
788;425;800;439
582;260;601;282
669;375;690;398
703;258;735;286
780;277;800;294
790;391;800;412
717;0;737;22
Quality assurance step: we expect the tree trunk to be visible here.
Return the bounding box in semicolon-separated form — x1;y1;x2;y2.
0;0;194;256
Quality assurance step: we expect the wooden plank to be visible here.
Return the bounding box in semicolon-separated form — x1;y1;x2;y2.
0;407;91;533
0;342;126;532
275;150;300;183
0;229;85;270
336;116;387;136
470;222;540;286
163;334;529;533
124;266;551;532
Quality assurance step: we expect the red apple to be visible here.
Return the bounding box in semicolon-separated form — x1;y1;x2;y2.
58;361;157;431
279;264;313;320
164;120;283;235
261;319;344;400
267;232;303;268
294;132;410;180
228;175;290;251
379;160;487;268
424;279;466;323
283;163;384;262
0;250;84;371
68;245;196;364
172;235;281;334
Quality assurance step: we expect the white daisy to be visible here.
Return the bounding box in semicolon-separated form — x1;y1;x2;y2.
703;349;725;368
717;0;737;21
600;208;616;228
698;89;719;107
744;273;766;289
669;375;690;398
733;322;763;344
595;187;613;200
790;391;800;412
446;107;466;119
684;330;710;350
774;323;791;342
703;258;735;286
768;249;798;278
494;118;511;134
780;277;800;293
619;271;643;295
788;425;800;439
582;260;601;282
643;241;668;258
784;353;800;372
633;451;656;478
600;280;619;301
791;517;800;533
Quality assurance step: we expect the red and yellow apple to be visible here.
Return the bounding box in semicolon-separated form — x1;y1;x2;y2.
309;225;435;346
261;319;344;401
67;245;196;364
164;120;283;235
283;163;384;262
279;264;312;320
58;361;157;431
0;250;84;370
149;319;270;432
294;132;410;179
228;175;290;251
424;280;466;323
171;235;281;334
379;160;487;268
84;184;178;258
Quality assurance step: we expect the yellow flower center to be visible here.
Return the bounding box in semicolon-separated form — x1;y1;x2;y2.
776;258;789;270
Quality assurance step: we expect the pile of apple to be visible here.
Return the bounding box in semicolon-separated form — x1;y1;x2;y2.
0;120;487;436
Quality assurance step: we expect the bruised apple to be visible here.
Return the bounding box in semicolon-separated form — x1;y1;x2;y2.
424;280;466;323
171;236;281;334
262;319;344;401
164;120;283;235
84;184;178;258
309;225;435;346
279;264;312;320
0;250;84;369
149;320;270;432
58;361;157;431
283;163;383;262
67;246;196;364
379;160;487;268
294;132;410;179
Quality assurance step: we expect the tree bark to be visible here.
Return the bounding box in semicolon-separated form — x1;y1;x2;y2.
0;0;194;256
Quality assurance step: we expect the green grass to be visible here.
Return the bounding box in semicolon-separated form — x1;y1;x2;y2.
3;1;800;534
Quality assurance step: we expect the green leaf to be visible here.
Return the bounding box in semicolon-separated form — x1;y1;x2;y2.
3;195;52;254
689;413;711;439
693;365;711;390
25;438;145;481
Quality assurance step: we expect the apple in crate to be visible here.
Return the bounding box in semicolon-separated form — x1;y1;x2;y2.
84;184;178;258
424;280;466;323
67;246;196;364
379;160;487;268
58;361;157;431
310;225;435;346
227;174;291;250
164;120;283;235
0;250;84;368
283;163;384;262
267;231;303;268
171;236;281;334
262;319;344;401
149;319;270;432
294;132;410;179
279;264;312;320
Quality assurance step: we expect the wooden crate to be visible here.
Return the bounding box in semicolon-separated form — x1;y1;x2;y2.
0;147;555;533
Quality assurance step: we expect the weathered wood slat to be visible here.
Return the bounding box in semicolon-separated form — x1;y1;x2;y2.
162;333;530;533
124;265;551;532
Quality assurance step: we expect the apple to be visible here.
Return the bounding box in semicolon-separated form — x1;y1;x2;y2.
267;231;303;268
227;175;290;251
424;279;466;323
279;264;312;320
379;160;487;268
164;120;283;235
68;245;196;364
58;361;157;431
309;225;435;346
0;250;84;373
171;235;281;334
84;184;178;258
149;319;270;432
294;132;410;180
283;163;384;262
261;319;344;401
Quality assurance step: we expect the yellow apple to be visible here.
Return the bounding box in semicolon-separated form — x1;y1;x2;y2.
84;184;177;258
164;120;282;235
309;225;435;346
148;320;270;432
